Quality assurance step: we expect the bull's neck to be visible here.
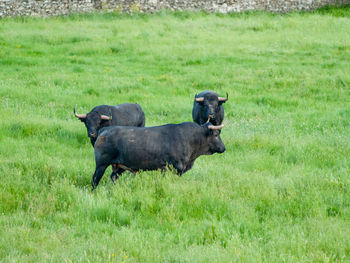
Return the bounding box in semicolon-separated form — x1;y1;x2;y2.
189;127;210;159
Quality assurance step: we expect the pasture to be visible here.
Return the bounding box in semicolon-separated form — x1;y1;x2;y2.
0;7;350;262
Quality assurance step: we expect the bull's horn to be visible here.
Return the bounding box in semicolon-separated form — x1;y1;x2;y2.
101;115;112;120
195;97;204;102
218;92;228;102
73;107;86;119
208;124;224;130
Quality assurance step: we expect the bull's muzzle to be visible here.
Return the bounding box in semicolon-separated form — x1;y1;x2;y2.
219;146;226;153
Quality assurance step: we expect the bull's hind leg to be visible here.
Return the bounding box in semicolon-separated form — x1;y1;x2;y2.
91;164;109;191
172;161;185;176
110;164;119;182
110;164;125;183
161;165;167;177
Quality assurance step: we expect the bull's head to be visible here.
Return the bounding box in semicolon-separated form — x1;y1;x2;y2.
74;107;112;144
194;92;228;124
202;122;226;154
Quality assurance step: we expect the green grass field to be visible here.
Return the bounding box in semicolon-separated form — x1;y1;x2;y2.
1;6;350;262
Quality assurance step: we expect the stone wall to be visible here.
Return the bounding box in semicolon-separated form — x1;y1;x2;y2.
0;0;349;17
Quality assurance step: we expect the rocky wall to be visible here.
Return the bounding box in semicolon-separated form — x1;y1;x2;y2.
0;0;349;17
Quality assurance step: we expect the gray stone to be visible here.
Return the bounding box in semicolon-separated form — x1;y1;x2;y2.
0;0;349;17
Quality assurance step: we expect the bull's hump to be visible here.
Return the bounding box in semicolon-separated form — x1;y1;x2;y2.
113;103;136;109
91;105;109;112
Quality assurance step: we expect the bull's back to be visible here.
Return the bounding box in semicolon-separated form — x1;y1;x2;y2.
118;126;174;170
111;103;145;127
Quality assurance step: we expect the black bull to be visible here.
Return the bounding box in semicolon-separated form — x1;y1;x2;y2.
74;103;145;146
91;122;226;189
192;90;228;126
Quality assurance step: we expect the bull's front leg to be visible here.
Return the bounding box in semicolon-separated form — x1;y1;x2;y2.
91;164;109;191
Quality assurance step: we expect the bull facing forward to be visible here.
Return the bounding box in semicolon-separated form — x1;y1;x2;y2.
192;90;228;126
91;122;226;190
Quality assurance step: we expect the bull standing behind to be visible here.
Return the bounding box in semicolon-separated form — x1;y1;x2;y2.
91;122;226;190
192;90;228;125
74;103;145;146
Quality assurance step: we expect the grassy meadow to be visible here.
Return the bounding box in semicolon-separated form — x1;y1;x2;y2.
0;6;350;262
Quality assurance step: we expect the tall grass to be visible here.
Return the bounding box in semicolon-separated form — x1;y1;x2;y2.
0;7;350;262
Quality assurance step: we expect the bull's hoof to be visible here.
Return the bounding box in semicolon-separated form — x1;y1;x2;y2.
111;174;119;183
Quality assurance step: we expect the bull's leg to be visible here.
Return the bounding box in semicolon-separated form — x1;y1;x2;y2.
110;164;126;183
173;162;184;176
110;164;119;182
177;170;184;176
116;167;125;176
110;164;118;183
91;164;109;191
161;165;167;177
